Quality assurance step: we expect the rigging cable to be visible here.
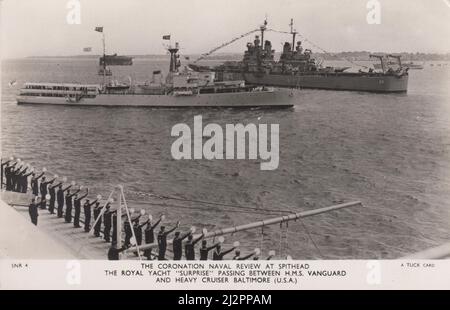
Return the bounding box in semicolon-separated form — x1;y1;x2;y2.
260;226;264;253
297;216;325;259
279;222;283;258
126;198;287;217
193;28;260;63
125;189;294;214
267;28;370;69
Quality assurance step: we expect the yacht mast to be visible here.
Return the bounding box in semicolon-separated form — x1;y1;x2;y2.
290;18;297;52
168;42;180;73
102;31;106;84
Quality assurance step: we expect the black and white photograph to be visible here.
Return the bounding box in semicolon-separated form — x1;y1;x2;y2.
0;0;449;291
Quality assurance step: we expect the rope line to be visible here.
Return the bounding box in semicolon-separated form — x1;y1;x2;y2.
126;199;285;217
193;29;260;63
278;223;283;257
298;216;325;259
190;26;371;68
125;189;294;215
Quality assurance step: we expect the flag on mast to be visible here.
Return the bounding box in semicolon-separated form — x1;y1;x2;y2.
95;27;104;33
162;35;171;40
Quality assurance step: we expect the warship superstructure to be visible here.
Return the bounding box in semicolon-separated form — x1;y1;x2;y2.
193;20;409;93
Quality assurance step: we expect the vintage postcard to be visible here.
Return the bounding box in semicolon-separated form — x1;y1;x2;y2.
0;0;449;292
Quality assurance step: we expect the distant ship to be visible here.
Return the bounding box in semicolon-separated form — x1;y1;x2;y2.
99;54;133;66
16;43;294;108
191;20;409;93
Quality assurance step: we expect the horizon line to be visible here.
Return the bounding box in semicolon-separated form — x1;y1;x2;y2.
2;50;449;61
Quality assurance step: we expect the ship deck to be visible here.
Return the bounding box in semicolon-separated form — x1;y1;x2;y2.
1;191;152;260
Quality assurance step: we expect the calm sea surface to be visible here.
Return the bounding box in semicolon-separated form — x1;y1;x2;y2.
2;58;450;259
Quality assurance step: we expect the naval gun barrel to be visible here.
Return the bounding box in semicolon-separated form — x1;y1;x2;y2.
129;201;363;253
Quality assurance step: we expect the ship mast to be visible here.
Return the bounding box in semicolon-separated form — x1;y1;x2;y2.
290;18;297;52
168;42;180;73
102;31;106;84
260;18;268;51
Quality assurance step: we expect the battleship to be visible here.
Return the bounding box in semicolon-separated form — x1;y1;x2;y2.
16;43;294;108
191;20;409;93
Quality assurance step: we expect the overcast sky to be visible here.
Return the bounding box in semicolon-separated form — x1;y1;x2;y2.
1;0;449;58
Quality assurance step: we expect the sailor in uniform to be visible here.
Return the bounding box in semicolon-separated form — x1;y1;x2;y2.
143;215;163;260
172;230;191;260
48;180;62;214
93;201;102;237
12;166;22;192
103;203;113;242
73;188;89;228
15;167;28;193
184;233;204;260
107;244;127;260
4;161;15;191
21;169;34;194
157;222;179;260
111;212;118;245
1;159;12;190
11;165;21;192
212;244;236;261
39;176;55;209
123;219;132;247
199;240;219;261
232;249;256;260
39;176;56;207
83;198;98;232
134;217;149;245
28;197;39;226
30;171;45;196
64;188;80;223
57;183;72;218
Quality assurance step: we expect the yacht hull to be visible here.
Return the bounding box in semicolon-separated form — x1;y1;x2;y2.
17;89;295;108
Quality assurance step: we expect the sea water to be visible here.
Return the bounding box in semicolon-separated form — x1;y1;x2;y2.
2;57;450;259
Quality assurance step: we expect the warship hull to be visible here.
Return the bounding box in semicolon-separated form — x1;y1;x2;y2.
17;88;295;108
243;73;409;93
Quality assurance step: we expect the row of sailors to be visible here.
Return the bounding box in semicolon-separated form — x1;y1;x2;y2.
2;158;38;193
29;193;273;261
4;158;278;261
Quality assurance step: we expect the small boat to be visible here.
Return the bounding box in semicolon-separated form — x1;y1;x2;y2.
99;54;133;66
